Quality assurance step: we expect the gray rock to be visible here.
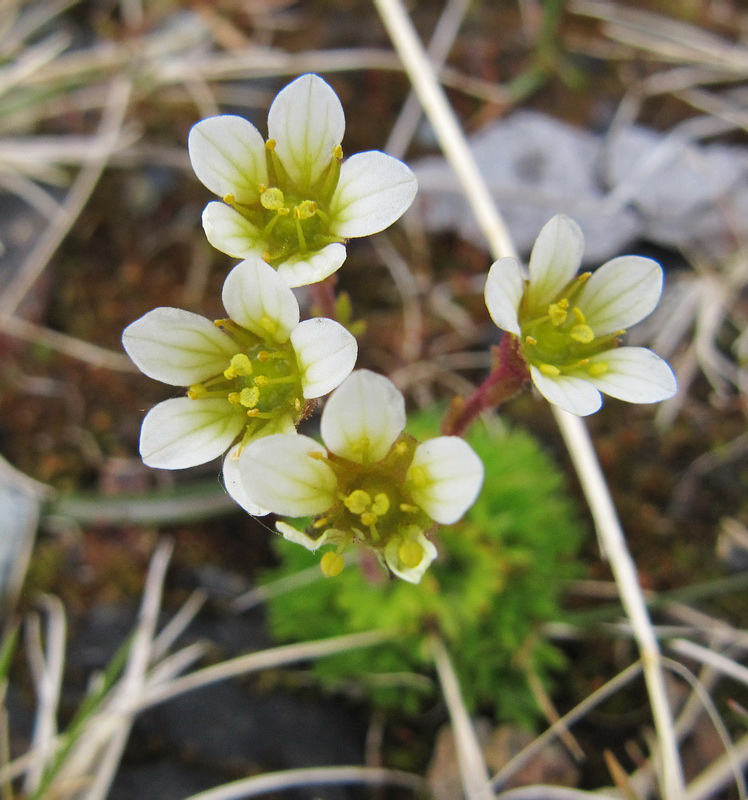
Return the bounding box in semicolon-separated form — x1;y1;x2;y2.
413;109;748;264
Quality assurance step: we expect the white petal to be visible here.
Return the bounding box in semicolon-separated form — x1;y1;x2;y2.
188;115;267;203
139;398;244;469
384;531;437;584
202;202;265;259
223;444;269;516
527;214;585;311
291;318;357;398
268;74;345;189
123;308;237;386
276;521;342;552
239;434;338;516
484;258;524;335
577;347;677;404
530;366;602;416
330;151;417;238
406;437;484;525
275;243;347;288
320;370;405;464
575;256;663;336
222;258;299;343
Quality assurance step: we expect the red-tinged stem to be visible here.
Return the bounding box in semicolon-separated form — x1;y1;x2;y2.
442;334;530;437
309;274;338;320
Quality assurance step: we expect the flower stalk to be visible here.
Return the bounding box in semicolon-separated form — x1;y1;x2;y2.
442;334;529;437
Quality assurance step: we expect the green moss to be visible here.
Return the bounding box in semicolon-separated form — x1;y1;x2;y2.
262;410;584;727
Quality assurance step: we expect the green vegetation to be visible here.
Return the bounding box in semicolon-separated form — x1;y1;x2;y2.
263;411;584;726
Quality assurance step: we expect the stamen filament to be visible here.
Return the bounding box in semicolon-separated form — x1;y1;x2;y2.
294;214;308;252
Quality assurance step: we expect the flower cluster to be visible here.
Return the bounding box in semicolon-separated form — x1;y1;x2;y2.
484;214;677;416
123;73;677;584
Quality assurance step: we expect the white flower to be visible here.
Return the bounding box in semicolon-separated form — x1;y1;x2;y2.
122;257;357;513
188;73;418;287
238;370;484;583
483;214;677;416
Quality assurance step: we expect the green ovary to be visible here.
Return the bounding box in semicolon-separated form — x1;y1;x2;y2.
520;296;620;379
313;435;431;564
187;323;304;444
225;141;345;266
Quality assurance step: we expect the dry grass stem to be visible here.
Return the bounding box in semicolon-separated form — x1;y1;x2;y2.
0;315;138;372
430;635;493;800
22;596;65;796
687;733;748;800
373;0;685;794
0;77;132;317
492;662;643;790
180;766;427;800
385;0;472;159
137;630;395;712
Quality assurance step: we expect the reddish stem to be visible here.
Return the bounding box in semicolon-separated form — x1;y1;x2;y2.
309;274;339;319
442;334;530;437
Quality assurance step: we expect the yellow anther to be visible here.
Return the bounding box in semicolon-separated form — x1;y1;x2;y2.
361;511;378;527
266;139;277;151
228;392;241;404
570;324;595;344
294;200;317;220
257;351;270;362
548;300;568;326
257;184;267;193
320;551;345;577
262;252;273;263
246;408;259;417
238;386;260;408
371;493;390;516
254;375;270;387
260;187;286;211
400;503;418;513
294;398;302;411
277;207;290;216
313;517;330;529
223;193;235;205
394;441;408;456
187;383;204;399
539;363;561;376
344;489;372;515
224;353;253;379
260;316;278;336
332;144;343;159
309;451;327;461
525;335;538;345
588;361;609;377
398;540;424;569
572;306;586;324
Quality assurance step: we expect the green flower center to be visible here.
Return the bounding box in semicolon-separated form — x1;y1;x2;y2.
519;273;621;378
186;318;305;447
311;434;432;574
224;141;345;267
